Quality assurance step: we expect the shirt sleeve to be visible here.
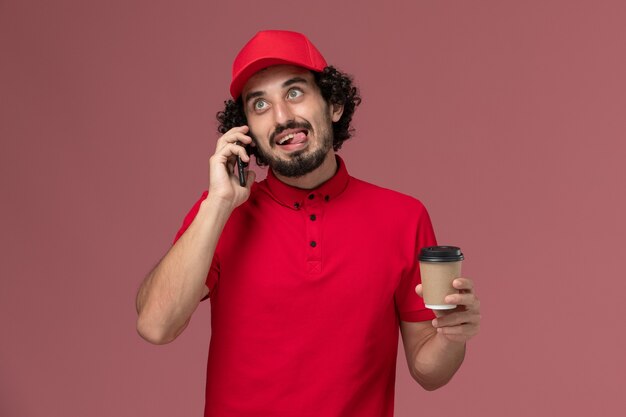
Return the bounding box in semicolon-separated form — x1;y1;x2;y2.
172;191;219;300
395;202;438;322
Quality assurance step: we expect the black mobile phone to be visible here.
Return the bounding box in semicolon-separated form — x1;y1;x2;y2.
236;144;250;187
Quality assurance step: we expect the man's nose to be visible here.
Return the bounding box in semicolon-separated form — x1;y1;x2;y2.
273;100;294;125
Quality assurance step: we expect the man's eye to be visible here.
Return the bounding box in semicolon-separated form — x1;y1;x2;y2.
287;89;302;99
254;100;267;110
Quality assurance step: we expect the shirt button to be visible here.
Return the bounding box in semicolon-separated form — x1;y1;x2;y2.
310;214;316;221
308;194;315;200
310;241;317;247
324;195;330;202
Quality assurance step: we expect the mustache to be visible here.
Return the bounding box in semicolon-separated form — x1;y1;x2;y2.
270;120;313;143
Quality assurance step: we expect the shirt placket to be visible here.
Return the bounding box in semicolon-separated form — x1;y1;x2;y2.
303;192;322;275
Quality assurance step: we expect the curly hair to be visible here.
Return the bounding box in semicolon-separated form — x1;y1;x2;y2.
216;66;362;167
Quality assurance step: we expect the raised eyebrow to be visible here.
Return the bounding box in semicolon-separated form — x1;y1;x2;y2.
244;90;265;106
282;77;308;88
244;77;309;105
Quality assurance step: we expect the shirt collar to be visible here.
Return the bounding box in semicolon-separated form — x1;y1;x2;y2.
265;155;350;210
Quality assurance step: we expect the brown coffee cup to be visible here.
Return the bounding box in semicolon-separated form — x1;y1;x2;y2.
419;246;464;310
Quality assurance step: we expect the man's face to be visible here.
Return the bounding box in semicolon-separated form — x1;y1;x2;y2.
242;65;343;178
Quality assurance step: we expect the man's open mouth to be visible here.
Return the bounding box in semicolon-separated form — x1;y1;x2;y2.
276;129;309;146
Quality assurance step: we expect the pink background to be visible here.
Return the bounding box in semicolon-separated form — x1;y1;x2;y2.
1;1;625;416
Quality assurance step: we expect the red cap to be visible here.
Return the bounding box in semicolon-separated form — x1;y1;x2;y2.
230;30;327;99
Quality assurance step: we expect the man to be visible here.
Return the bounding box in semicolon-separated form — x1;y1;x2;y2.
136;30;481;416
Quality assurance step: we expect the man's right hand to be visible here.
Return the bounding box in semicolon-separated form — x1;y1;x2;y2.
208;125;256;210
136;126;257;344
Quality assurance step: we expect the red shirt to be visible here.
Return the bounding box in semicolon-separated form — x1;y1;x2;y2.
174;156;437;417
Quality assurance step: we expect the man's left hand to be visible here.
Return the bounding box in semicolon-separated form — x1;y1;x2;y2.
415;278;481;344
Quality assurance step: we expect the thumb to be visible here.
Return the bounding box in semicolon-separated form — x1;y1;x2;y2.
415;284;423;298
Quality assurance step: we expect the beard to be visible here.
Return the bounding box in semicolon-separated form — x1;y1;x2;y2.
254;117;334;178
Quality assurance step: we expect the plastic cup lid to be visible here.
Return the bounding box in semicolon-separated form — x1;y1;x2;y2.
418;246;464;262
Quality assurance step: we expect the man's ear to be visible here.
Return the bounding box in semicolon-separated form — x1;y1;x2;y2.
330;103;344;122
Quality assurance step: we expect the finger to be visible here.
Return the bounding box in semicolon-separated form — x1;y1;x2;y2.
433;311;479;328
444;293;479;310
217;127;248;143
217;134;253;152
216;143;250;163
216;126;252;146
453;277;474;293
229;134;253;145
437;325;466;335
432;311;464;328
415;284;423;297
437;323;479;337
227;125;249;134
